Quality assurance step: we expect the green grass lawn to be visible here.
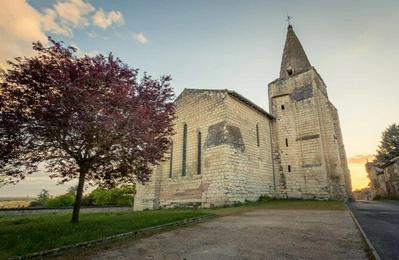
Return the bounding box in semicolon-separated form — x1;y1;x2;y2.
0;209;210;259
0;200;344;259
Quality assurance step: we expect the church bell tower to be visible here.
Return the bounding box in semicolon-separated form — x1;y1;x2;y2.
268;24;351;200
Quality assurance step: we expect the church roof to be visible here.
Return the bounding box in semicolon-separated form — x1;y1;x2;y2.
381;155;399;168
280;25;311;79
227;90;274;119
176;89;274;119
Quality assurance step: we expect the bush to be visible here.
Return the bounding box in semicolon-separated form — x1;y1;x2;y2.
81;193;95;206
91;185;135;206
46;193;75;208
28;201;43;207
29;185;135;208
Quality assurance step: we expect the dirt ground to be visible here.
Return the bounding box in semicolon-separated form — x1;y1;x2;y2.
61;208;368;260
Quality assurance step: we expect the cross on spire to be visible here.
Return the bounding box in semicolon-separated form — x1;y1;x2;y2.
286;14;293;28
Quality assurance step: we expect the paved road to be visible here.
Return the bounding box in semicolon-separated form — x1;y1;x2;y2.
350;200;399;260
63;209;367;260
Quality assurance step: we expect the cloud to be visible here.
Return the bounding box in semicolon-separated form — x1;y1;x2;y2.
41;8;72;36
3;0;124;38
0;0;48;67
133;32;149;44
348;154;375;164
93;9;124;29
53;0;95;28
0;0;125;68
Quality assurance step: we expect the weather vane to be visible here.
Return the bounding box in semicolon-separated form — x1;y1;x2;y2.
286;14;293;27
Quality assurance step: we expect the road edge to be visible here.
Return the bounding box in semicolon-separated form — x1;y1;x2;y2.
346;204;381;260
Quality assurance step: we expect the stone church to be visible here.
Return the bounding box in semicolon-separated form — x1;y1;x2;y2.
134;25;352;211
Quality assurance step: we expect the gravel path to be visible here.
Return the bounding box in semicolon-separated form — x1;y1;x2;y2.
65;208;368;260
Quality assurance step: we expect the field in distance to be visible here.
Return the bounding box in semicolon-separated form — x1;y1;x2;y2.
0;197;34;208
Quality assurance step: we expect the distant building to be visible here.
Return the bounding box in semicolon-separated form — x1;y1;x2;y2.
134;25;351;211
366;162;386;198
366;156;399;199
352;187;372;201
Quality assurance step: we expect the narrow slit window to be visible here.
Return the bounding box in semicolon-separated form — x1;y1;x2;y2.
197;132;202;175
256;124;260;147
182;124;187;176
169;141;173;178
288;165;291;172
285;138;288;147
281;104;285;110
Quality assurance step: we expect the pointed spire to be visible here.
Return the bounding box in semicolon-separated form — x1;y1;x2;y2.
279;25;311;79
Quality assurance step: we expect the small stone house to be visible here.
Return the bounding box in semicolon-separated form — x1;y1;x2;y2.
366;162;387;198
367;156;399;199
384;156;399;197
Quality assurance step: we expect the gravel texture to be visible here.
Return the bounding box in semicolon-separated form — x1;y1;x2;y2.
64;208;368;260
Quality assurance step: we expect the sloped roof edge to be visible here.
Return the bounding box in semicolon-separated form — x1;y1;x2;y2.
175;88;275;119
382;155;399;168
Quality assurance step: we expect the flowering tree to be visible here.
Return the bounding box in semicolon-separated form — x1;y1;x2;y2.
0;39;175;222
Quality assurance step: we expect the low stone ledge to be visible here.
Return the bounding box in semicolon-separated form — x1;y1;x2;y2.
10;215;215;259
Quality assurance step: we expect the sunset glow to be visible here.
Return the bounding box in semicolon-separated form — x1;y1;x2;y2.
348;155;375;190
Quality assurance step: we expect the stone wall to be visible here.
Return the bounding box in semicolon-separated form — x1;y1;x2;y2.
135;90;230;210
366;162;387;198
367;157;399;199
383;158;399;197
330;104;352;195
224;95;275;202
134;89;275;210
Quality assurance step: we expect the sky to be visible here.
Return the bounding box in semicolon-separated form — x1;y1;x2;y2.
1;0;398;196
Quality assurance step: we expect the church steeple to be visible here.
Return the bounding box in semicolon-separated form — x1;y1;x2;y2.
279;25;311;79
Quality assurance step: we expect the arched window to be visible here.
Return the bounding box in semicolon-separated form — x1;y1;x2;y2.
197;131;202;175
182;124;187;176
169;141;173;178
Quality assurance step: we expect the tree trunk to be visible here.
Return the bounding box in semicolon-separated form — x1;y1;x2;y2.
71;168;86;223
